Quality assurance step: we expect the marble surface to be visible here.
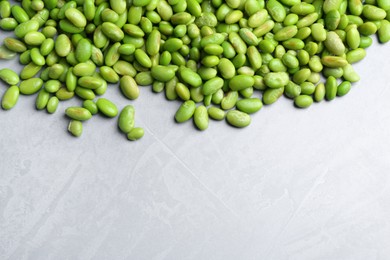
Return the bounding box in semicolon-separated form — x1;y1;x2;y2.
1;33;390;259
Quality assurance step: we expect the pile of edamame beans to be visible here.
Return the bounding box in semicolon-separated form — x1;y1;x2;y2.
0;0;389;140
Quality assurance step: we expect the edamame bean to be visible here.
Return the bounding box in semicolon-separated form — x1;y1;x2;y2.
236;98;263;114
46;96;59;113
325;76;338;100
127;127;144;141
1;85;19;110
208;106;225;120
229;75;255;91
118;105;135;133
120;76;140;100
96;98;118;117
66;107;92;121
55;34;71;57
264;72;290;88
226;110;251;128
19;78;43;95
194;105;209;130
0;69;20;85
337;81;351;96
68;120;83;137
175;100;196;122
294;95;313;108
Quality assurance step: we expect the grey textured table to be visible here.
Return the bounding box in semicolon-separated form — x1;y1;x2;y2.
1;31;390;259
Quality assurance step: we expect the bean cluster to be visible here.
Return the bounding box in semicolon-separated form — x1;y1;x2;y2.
0;0;389;139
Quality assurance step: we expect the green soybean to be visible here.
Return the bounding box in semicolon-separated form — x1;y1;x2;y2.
127;127;144;141
66;107;92;121
337;81;352;96
120;75;140;100
194;105;209;130
96;98;118;117
46;96;59;113
0;69;20;85
325;76;338;100
236;98;263;114
118;105;135;133
68;120;83;137
19;78;43;95
208;106;225;120
294;95;313;108
1;85;19;110
226;110;251;128
175;100;196;123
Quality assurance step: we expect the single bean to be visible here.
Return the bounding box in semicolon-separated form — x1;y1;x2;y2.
68;120;83;137
194;105;209;130
226;110;251;128
1;85;19;110
175;100;196;123
127;127;144;141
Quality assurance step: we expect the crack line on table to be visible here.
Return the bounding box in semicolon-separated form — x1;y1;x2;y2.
143;124;239;218
264;168;330;258
6;164;82;260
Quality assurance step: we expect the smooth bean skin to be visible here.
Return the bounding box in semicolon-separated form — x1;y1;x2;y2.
202;77;224;95
221;91;238;110
218;58;236;79
96;98;118;118
83;100;98;115
324;31;345;55
35;89;50;110
236;98;263;114
4;38;27;53
194;105;209;130
0;18;18;31
65;107;92;121
264;72;290;88
208;106;225;120
346;48;366;63
0;69;20;85
127;127;144;141
1;85;19;110
229;75;255;91
65;8;87;28
180;68;202;87
325;76;338;100
19;78;43;95
346;25;361;49
226;110;251;128
118;105;135;133
267;0;286;22
101;22;124;42
151;65;175;82
263;87;284;105
68;120;83;137
134;49;152;68
55;34;71;57
294;95;313;108
120;76;140;100
314;83;326;102
378;20;390;43
56;87;74;101
75;39;92;63
342;64;360;82
73;62;96;77
337;81;352;96
362;5;387;20
46;96;59;114
100;66;119;83
78;76;104;89
175;100;196;123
